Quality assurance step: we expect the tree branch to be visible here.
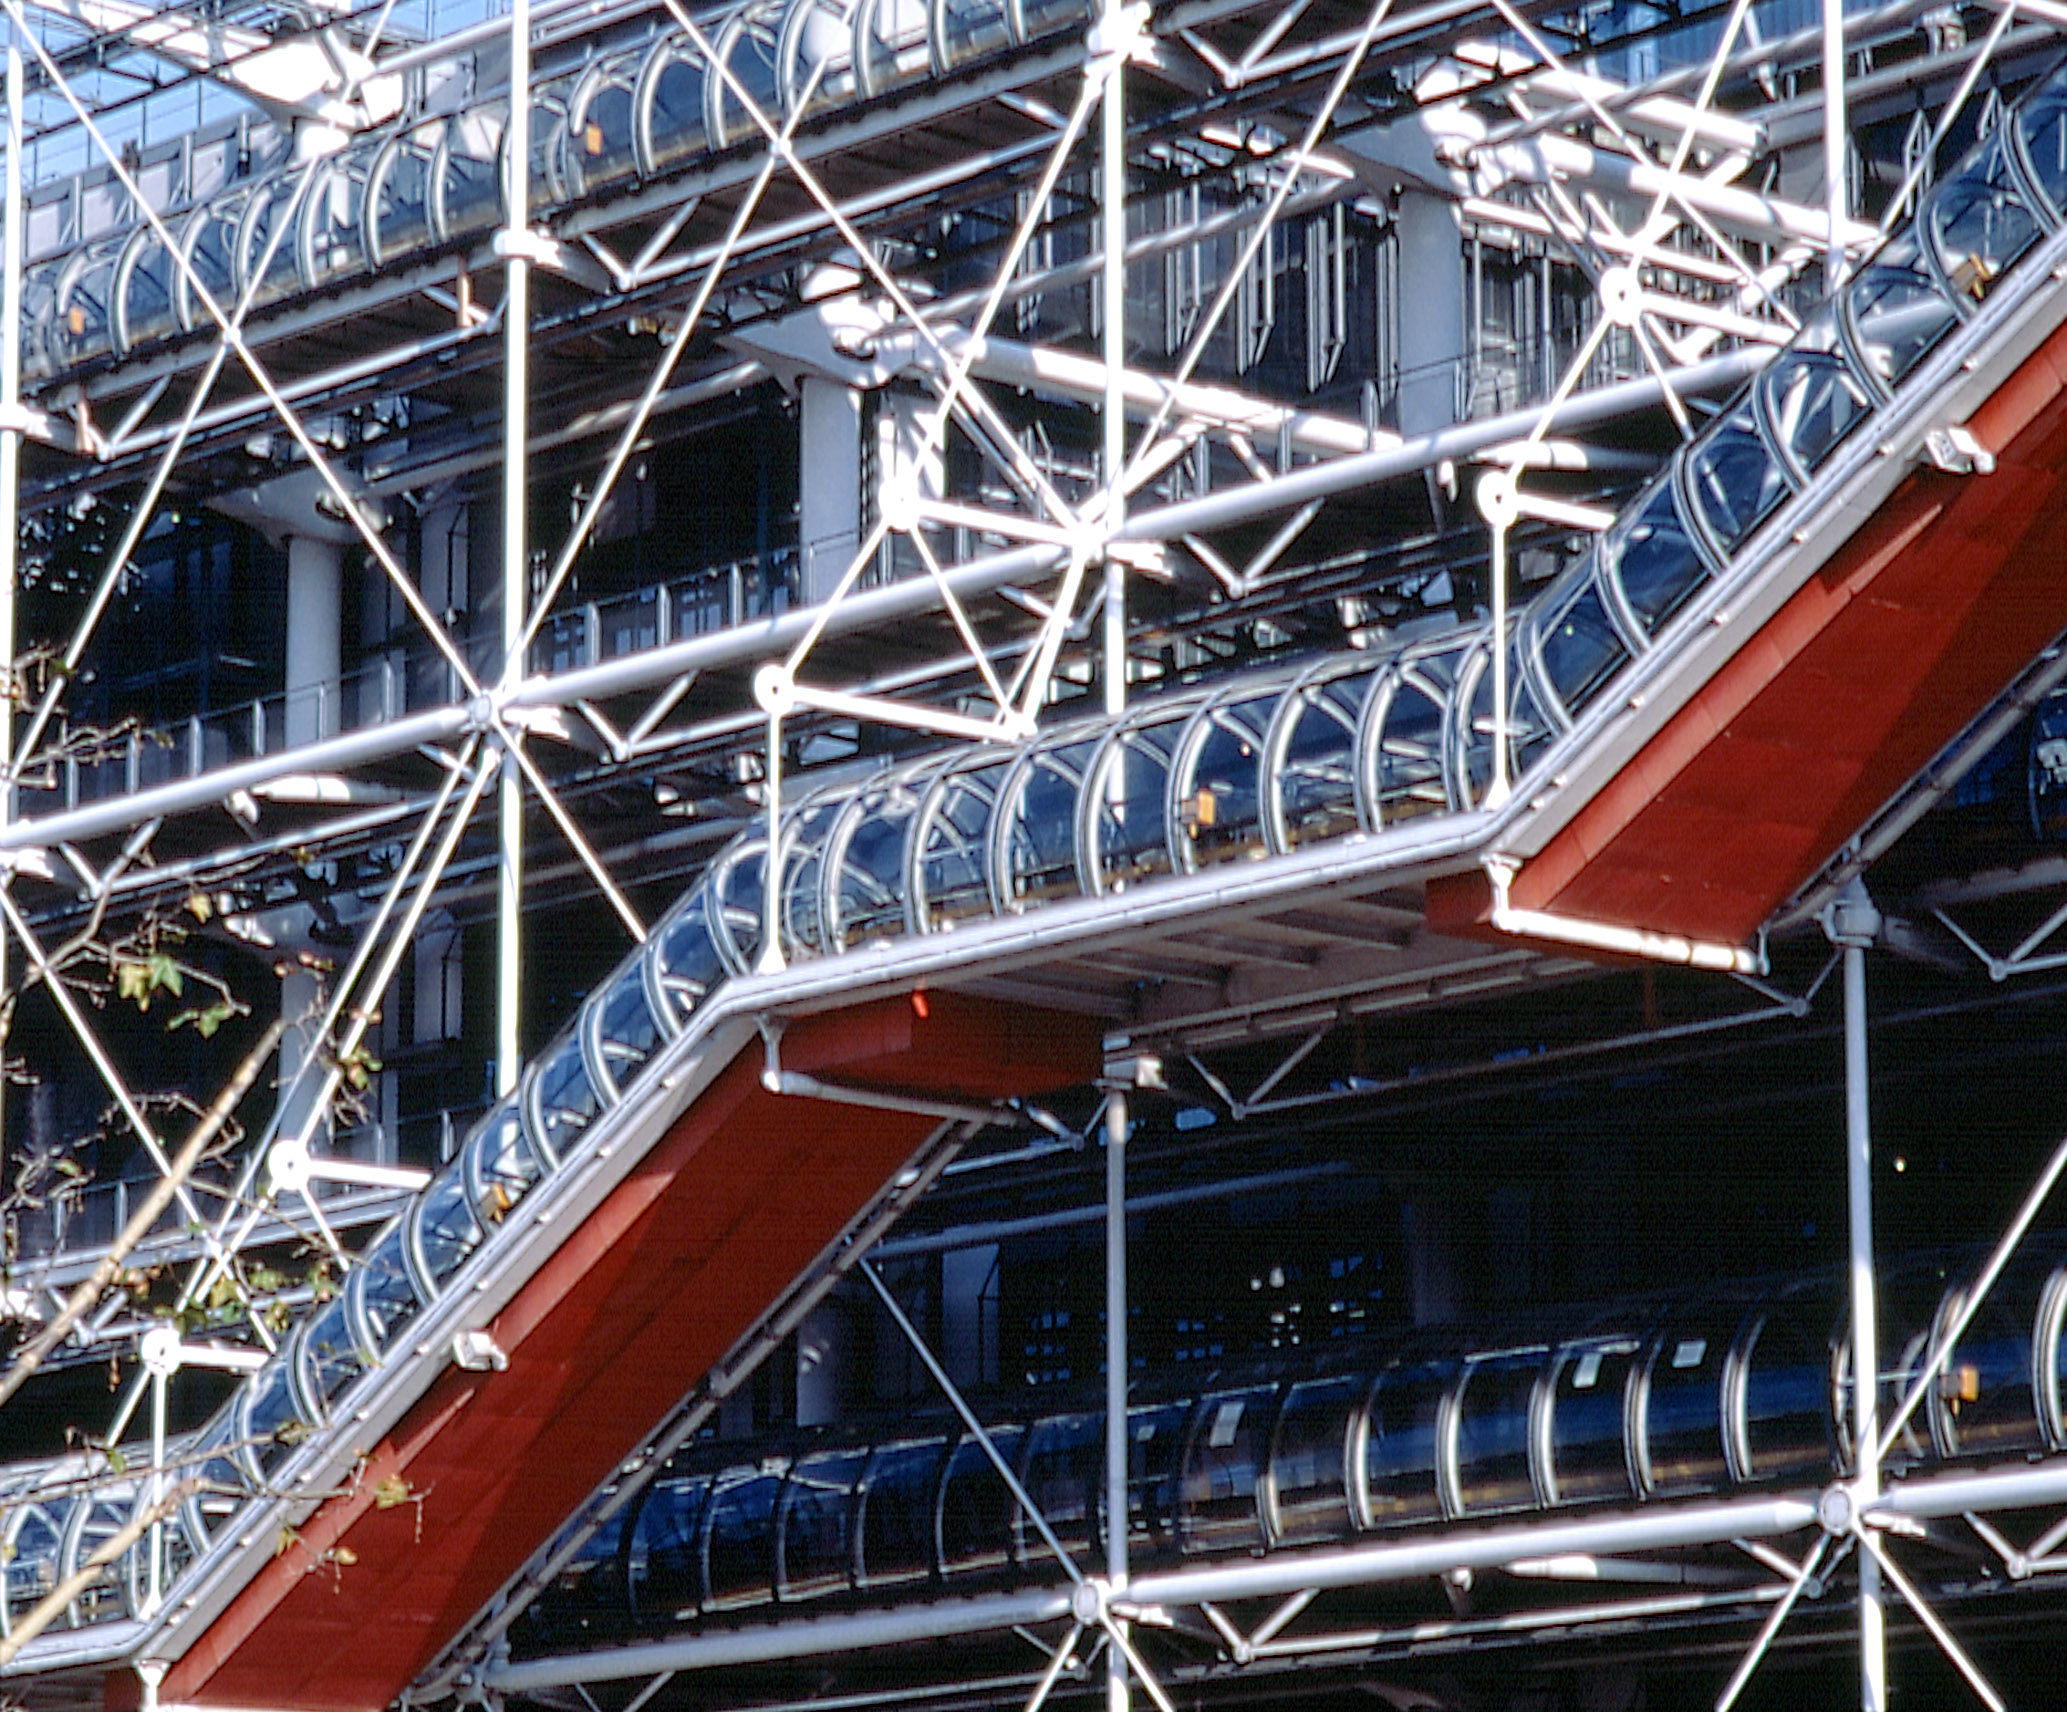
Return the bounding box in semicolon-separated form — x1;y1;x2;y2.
0;1018;286;1413
0;1477;204;1667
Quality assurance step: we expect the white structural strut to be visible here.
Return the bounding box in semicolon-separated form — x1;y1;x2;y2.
892;330;1396;459
497;0;533;1098
1470;131;1880;251
0;346;1768;862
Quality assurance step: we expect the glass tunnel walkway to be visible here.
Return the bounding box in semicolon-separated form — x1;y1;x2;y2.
11;44;2067;1712
27;0;1108;385
501;1244;2067;1645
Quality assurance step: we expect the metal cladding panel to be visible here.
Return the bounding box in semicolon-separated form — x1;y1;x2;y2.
1428;318;2067;953
155;993;1099;1712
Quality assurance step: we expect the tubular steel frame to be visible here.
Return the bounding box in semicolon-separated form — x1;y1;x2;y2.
0;3;2065;1712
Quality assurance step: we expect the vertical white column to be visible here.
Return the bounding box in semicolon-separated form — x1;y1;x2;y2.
795;1298;847;1427
1831;880;1884;1712
1393;192;1467;437
497;0;532;1098
0;46;22;1162
1104;1085;1128;1712
1822;0;1848;292
1100;11;1133;1694
284;535;342;747
1100;7;1127;720
799;376;864;604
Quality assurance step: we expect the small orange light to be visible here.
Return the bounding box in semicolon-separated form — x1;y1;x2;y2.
911;991;930;1019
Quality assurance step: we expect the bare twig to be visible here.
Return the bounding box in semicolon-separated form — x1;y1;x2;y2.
0;1019;286;1413
0;1477;203;1666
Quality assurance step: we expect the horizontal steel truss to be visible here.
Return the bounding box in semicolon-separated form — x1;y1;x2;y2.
476;1464;2067;1692
3;4;2067;1711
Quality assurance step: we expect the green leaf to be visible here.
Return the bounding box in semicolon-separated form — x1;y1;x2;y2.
116;961;150;1005
184;892;213;923
147;953;183;997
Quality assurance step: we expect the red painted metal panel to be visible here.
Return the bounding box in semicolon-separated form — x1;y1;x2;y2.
161;993;1098;1712
1428;326;2067;958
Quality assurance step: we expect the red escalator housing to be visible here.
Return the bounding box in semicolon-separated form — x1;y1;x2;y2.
1429;317;2067;950
157;992;1099;1712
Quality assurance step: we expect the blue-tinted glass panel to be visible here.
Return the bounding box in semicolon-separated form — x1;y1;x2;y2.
368;127;436;264
296;1293;368;1413
1122;1401;1189;1560
627;1471;712;1621
117;230;176;350
591;962;662;1097
639;48;709;174
1534;574;1632;721
463;1097;542;1225
705;1466;785;1609
531;1033;600;1161
1018;1412;1102;1565
938;1426;1024;1573
918;761;1006;927
438;106;505;240
1273;668;1372;848
4;1506;61;1626
1601;478;1709;637
414;1160;484;1289
1737;1296;1836;1482
1760;349;1874;475
1639;1316;1732;1495
1545;1339;1637;1504
1003;739;1093;907
856;1438;947;1589
1180;696;1275;868
778;1450;865;1599
653;892;726;1023
1362;1361;1447;1527
1928;131;2043;302
1267;1375;1358;1543
1452;1352;1541;1515
348;1219;423;1352
239;1360;305;1478
1684;404;1791;554
1369;659;1452;825
571;57;642;196
1846;237;1958;389
1177;1386;1274;1555
1089;715;1182;892
2017;71;2067;216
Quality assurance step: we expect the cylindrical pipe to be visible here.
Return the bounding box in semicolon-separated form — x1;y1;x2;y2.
1104;1083;1128;1712
499;0;534;1097
1823;0;1850;292
1100;10;1127;724
1837;887;1886;1712
484;1588;1078;1689
0;44;21;1193
1105;1088;1128;1587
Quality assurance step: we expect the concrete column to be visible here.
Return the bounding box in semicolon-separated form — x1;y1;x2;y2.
796;1298;849;1427
799;376;863;604
1402;1196;1461;1326
276;525;344;1152
941;1244;998;1389
284;533;342;747
1393;190;1468;437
